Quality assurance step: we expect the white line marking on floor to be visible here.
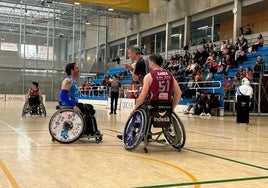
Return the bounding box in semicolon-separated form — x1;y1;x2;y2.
0;119;41;146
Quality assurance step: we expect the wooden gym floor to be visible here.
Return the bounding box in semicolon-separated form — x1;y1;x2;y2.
0;101;267;188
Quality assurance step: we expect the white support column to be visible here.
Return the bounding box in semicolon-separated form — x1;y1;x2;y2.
136;32;141;47
165;22;171;60
211;16;215;42
124;36;128;63
233;0;242;42
184;16;190;48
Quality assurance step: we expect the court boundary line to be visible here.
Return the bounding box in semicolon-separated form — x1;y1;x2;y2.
0;160;19;188
0;119;40;146
135;176;268;188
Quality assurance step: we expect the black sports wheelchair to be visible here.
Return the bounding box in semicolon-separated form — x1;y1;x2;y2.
22;98;46;117
48;103;103;144
123;102;186;153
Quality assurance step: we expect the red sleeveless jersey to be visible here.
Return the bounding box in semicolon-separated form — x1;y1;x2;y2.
30;88;39;98
149;69;174;102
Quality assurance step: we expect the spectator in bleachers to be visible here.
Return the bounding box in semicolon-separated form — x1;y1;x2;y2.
226;39;233;51
251;33;264;53
183;39;195;50
241;67;253;81
233;37;240;51
183;51;192;63
238;34;248;52
193;68;202;81
253;55;266;79
205;51;218;78
235;66;245;81
102;76;111;86
216;57;227;74
220;40;228;56
199;46;209;66
207;41;216;53
240;24;252;35
184;58;198;76
225;54;234;72
244;24;252;35
167;56;180;75
235;46;248;64
204;68;213;82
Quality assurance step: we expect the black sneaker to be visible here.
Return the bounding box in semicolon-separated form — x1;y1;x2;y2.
94;131;101;136
117;135;123;140
114;112;117;114
109;112;113;114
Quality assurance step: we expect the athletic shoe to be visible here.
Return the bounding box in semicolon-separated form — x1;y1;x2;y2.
199;112;205;116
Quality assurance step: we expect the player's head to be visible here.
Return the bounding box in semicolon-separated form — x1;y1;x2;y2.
149;54;163;67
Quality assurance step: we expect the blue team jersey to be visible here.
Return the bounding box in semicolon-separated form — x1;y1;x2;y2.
59;76;79;106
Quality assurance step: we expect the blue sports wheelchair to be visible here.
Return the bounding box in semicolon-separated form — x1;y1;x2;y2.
22;98;46;117
49;104;103;144
123;102;186;153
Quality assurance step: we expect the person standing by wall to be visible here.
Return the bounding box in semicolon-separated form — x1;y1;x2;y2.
109;74;121;114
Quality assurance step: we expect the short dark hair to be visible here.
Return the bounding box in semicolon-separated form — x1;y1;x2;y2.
32;81;39;88
128;45;141;55
149;54;163;67
65;62;77;76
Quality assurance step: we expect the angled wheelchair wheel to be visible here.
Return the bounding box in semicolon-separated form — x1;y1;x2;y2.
49;109;85;144
39;102;47;117
22;101;29;117
123;108;147;151
162;112;186;149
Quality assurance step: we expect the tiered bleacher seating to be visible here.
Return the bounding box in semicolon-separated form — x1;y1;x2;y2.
86;42;268;116
91;66;129;85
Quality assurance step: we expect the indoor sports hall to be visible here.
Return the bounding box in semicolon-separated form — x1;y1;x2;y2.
0;0;268;187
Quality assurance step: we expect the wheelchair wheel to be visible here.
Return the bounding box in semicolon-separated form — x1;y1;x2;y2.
162;112;186;149
22;102;28;117
39;102;47;117
49;109;85;144
123;108;147;151
22;100;31;117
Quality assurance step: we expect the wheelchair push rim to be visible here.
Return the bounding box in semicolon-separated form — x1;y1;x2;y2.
162;112;186;149
49;109;85;144
123;109;147;151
